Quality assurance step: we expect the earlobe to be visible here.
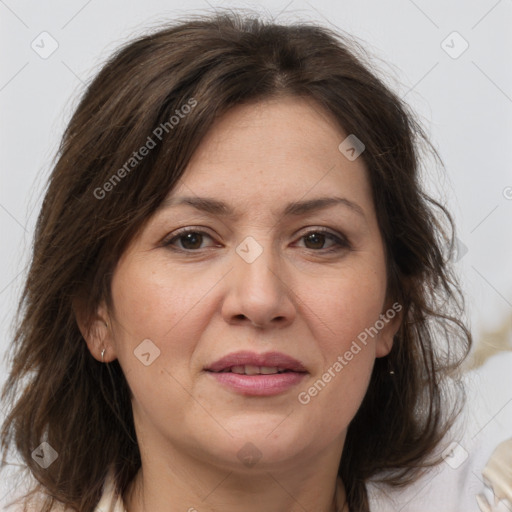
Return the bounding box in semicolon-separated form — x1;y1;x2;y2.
375;333;394;358
375;301;403;358
72;296;116;362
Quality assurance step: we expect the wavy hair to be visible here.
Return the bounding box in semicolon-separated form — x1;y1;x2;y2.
0;10;471;512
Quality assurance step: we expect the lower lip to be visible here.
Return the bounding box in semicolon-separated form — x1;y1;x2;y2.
206;371;307;396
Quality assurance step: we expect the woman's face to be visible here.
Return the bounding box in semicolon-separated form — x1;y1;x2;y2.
101;96;399;473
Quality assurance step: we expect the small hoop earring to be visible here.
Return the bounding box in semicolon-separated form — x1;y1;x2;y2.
101;348;106;363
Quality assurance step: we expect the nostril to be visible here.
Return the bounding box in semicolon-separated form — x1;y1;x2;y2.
233;314;264;328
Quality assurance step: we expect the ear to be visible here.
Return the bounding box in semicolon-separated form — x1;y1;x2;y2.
375;300;403;358
72;295;117;363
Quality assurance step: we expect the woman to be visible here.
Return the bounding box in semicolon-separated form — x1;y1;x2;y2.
0;11;472;512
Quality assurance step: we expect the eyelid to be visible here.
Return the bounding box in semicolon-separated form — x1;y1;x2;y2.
293;227;350;250
162;226;218;249
162;225;351;253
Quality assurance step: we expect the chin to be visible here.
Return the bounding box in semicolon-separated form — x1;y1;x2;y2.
199;418;324;470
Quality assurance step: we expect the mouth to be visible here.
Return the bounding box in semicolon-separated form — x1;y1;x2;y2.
204;351;308;396
205;350;307;373
209;365;301;375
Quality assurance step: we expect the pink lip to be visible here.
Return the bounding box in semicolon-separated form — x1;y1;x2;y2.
205;351;307;373
208;372;306;396
204;351;308;397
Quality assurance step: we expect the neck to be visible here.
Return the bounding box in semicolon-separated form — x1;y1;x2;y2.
123;447;348;512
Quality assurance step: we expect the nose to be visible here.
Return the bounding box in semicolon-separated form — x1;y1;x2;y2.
221;243;296;330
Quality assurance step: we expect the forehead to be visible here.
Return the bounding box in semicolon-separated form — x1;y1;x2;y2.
164;96;374;219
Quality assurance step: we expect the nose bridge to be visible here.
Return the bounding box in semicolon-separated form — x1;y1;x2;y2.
222;233;295;328
237;235;280;294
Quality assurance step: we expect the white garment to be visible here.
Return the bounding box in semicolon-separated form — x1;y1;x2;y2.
367;352;512;512
93;472;126;512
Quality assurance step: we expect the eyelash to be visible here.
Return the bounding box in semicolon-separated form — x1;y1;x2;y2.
162;227;350;254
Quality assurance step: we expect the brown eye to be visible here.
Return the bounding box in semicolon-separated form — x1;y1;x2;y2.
303;232;327;250
163;229;216;251
178;232;205;250
299;230;349;252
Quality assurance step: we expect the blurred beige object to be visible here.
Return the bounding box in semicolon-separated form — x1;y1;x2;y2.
467;313;512;371
476;438;512;512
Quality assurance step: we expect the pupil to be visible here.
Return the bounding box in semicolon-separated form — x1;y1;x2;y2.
182;232;202;249
306;233;324;249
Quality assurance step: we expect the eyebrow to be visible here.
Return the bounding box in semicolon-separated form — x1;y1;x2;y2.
158;195;366;219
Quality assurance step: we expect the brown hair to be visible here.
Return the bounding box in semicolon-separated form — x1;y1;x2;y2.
0;10;472;512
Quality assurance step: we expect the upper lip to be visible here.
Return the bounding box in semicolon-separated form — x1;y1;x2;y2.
205;351;308;373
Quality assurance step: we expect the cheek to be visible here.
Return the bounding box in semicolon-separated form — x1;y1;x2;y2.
107;259;241;451
296;262;385;420
110;257;214;350
108;257;221;403
307;260;387;353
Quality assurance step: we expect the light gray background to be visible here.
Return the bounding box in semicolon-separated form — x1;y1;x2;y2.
1;0;511;509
